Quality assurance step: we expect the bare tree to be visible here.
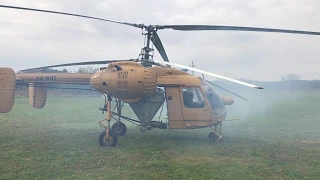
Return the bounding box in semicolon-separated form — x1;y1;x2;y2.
76;67;99;73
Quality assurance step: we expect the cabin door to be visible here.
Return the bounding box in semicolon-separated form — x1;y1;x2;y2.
165;87;184;128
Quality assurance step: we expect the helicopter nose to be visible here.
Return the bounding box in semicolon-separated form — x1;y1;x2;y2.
90;71;103;92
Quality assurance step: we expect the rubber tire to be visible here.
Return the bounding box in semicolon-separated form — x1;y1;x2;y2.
99;130;118;147
111;122;127;136
208;132;219;141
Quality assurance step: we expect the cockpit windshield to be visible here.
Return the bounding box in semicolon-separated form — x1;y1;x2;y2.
201;81;225;115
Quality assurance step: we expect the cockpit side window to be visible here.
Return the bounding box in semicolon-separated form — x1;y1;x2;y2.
182;87;205;108
201;81;225;115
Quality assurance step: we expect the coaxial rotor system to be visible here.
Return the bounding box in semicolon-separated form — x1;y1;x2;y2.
1;4;320;89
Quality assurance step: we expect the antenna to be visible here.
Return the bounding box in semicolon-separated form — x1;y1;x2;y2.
189;61;196;76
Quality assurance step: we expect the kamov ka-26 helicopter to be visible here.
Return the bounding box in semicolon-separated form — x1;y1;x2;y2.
1;5;320;147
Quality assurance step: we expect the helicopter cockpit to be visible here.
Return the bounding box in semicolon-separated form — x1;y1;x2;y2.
201;81;226;115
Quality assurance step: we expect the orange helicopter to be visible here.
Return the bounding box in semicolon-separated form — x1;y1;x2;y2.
1;5;320;147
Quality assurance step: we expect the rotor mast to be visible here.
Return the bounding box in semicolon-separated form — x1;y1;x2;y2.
140;26;156;67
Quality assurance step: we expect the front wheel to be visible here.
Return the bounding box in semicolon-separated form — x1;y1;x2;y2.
99;130;118;147
208;132;219;141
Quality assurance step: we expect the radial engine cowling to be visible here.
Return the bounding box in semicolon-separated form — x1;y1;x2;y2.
90;61;157;103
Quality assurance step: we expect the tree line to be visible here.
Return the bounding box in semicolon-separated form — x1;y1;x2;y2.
18;67;100;73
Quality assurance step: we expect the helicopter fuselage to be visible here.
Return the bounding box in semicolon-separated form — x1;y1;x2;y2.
2;62;233;130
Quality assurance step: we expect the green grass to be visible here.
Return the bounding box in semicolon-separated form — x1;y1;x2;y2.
1;91;320;179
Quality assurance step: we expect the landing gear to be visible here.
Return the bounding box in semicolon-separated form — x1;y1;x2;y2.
98;97;126;147
208;123;223;142
111;121;127;136
99;130;118;147
98;95;118;147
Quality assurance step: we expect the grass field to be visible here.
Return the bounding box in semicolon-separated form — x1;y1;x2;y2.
1;90;320;179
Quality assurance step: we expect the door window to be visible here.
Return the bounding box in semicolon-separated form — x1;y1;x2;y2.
182;87;205;108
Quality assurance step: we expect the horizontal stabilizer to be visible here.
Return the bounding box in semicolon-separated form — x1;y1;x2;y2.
0;68;16;113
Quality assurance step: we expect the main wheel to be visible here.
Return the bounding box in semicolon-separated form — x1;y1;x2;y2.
99;130;118;147
111;121;127;136
208;132;219;141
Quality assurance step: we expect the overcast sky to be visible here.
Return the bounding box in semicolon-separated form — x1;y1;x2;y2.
0;0;319;81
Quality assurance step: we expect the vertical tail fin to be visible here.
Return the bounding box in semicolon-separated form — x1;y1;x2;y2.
0;68;16;113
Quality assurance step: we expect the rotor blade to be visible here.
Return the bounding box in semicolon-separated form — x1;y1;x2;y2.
0;5;142;28
151;31;169;62
160;25;320;36
21;59;134;71
203;73;247;101
206;80;248;101
153;60;263;89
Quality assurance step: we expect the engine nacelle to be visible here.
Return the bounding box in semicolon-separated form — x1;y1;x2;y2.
0;68;15;113
90;61;157;103
29;83;47;108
